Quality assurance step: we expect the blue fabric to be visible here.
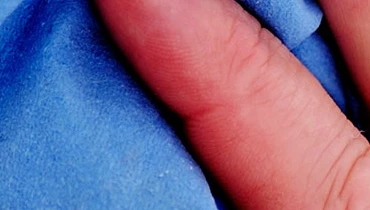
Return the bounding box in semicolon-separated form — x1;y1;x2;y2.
0;0;22;23
238;0;323;50
0;0;362;209
0;1;216;209
293;33;347;111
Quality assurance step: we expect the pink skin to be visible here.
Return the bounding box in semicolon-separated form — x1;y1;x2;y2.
96;0;370;209
321;0;370;108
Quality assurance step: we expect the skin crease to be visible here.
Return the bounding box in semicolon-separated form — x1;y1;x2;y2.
96;0;370;209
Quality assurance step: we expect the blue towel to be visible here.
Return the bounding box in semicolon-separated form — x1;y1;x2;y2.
238;0;323;50
0;0;363;209
0;0;22;23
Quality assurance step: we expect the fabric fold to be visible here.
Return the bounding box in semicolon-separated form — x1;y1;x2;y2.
0;0;363;209
0;0;217;209
238;0;323;50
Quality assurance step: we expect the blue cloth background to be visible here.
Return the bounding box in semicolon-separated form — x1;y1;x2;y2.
0;0;363;209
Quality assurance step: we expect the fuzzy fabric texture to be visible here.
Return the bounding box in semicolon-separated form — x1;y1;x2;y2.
0;0;362;209
238;0;323;50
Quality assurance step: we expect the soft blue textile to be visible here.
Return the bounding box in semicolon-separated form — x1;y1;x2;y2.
0;0;22;23
238;0;323;49
0;0;362;209
0;1;216;209
293;33;348;111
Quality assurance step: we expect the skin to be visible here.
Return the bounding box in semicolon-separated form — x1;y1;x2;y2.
96;0;370;209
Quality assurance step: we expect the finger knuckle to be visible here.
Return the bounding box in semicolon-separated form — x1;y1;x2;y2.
228;28;297;108
319;127;370;210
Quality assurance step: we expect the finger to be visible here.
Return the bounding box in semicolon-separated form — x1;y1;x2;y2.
319;0;370;108
96;0;370;209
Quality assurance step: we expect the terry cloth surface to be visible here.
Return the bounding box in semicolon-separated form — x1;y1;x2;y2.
238;0;323;50
0;0;363;209
0;0;22;23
